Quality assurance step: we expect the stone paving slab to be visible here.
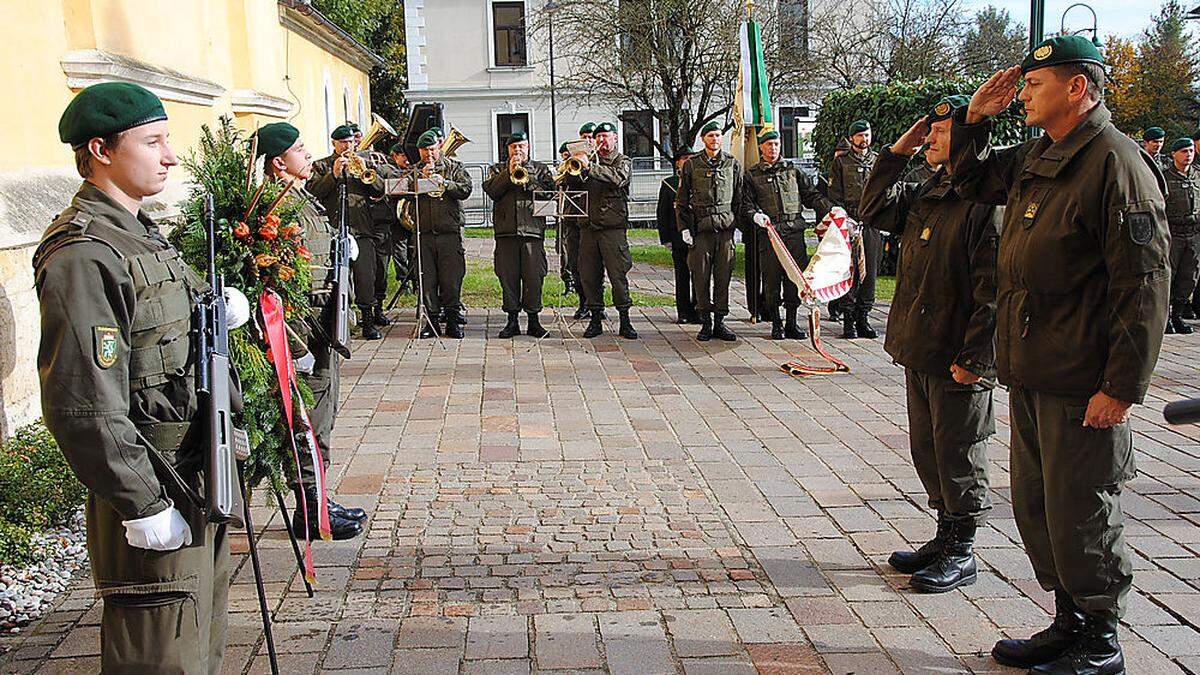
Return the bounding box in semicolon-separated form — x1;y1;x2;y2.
1;239;1198;673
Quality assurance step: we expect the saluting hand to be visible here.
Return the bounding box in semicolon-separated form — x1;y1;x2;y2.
967;66;1022;123
892;116;930;157
1083;390;1132;429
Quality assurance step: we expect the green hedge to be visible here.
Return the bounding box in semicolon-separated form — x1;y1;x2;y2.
811;78;1027;176
0;423;87;566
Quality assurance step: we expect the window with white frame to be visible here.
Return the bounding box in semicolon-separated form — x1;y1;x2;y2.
779;0;810;59
496;113;530;162
323;71;334;145
492;1;528;67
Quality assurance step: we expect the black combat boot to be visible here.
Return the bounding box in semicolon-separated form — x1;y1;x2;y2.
910;520;977;593
856;308;879;339
292;487;362;540
770;309;785;340
498;312;521;338
712;313;737;341
828;301;842;322
1031;614;1123;675
784;307;807;340
418;317;441;339
1171;307;1193;334
842;312;858;339
1183;305;1197;320
373;303;391;326
359;307;382;340
697;313;713;341
992;591;1087;668
446;308;467;326
888;515;949;573
618;310;638;339
583;311;605;338
526;312;550;338
573;303;590;320
445;319;464;339
328;498;367;522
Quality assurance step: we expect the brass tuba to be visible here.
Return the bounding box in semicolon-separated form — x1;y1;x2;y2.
441;126;471;157
345;113;398;184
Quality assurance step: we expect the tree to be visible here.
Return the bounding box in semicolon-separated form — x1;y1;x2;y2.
958;6;1026;78
312;0;408;130
1104;36;1146;133
1130;0;1200;137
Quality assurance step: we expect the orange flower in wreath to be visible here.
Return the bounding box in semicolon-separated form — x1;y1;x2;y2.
258;223;278;240
297;245;312;262
255;253;279;268
277;266;295;281
279;224;301;239
233;221;251;240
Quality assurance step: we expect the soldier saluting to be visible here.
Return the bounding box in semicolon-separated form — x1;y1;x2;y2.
36;82;250;672
953;36;1169;674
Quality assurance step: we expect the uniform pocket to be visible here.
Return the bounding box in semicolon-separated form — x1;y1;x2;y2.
1059;403;1136;486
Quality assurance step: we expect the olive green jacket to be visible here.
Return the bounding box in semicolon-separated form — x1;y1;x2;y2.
483;160;556;238
950;103;1170;404
860;148;999;381
677;150;743;234
309;152;387;238
741;158;833;235
1163;164;1199;234
581;151;632;230
413;157;473;234
828;149;877;219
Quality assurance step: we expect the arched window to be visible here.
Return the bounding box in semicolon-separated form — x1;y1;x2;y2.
323;70;334;149
343;83;351;126
357;85;366;126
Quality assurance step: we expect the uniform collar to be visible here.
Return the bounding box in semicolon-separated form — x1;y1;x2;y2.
1022;103;1111;180
76;181;159;237
920;170;957;200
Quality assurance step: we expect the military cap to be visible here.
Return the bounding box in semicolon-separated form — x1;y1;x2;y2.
59;82;168;149
389;141;405;155
507;130;528;145
331;124;354;140
429;126;443;138
1142;127;1166;141
1168;137;1193;154
579;122;596;134
701;120;722;135
594;121;617;134
417;129;441;148
1020;34;1104;74
927;94;970;123
347;121;361;132
672;146;696;162
757;129;780;143
254;122;300;159
847;120;871;136
559;141;569;154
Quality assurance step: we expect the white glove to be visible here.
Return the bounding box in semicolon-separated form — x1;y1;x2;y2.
753;212;771;228
123;504;192;551
681;230;694;246
733;229;743;245
295;351;316;375
223;287;250;330
347;236;360;261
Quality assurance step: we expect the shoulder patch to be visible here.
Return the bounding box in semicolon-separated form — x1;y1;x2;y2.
94;326;120;369
1128;211;1153;245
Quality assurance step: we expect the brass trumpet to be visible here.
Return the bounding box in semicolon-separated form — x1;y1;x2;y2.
510;163;530;187
342;151;377;184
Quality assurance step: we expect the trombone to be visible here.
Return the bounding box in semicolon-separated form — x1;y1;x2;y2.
343;113;398;184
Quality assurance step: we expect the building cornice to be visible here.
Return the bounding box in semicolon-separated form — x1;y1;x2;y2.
278;0;385;73
231;89;294;118
60;49;225;106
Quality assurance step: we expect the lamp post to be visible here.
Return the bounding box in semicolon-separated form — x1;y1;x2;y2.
1061;3;1104;48
546;0;560;158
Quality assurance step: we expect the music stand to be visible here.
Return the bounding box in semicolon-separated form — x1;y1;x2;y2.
530;188;588;349
384;171;445;342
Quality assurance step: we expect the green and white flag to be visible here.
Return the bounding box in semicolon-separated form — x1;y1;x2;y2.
738;19;773;128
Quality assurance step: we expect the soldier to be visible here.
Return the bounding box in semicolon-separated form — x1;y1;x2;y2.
1164;137;1200;335
859;95;999;593
412;129;472;339
388;141;415;295
483;131;556;337
676;120;744;342
255;123;365;540
579;121;596;142
742;129;833;340
1141;126;1165;162
37;82;243;671
657;147;699;324
562;123;596;319
309;125;388;340
955;36;1169;673
575;121;638;339
829;119;880;339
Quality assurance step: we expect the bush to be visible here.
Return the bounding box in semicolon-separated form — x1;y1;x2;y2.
0;423;87;566
811;78;1027;176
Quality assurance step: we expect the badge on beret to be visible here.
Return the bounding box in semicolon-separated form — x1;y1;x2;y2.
94;326;119;369
1128;211;1153;245
934;102;951;116
1034;45;1052;60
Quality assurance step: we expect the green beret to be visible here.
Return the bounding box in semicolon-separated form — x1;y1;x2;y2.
331;124;354;140
254;122;300;160
389;141;405;155
1021;34;1104;75
579;122;596;135
1169;137;1194;154
1142;127;1166;141
701;121;722;135
927;94;970;123
594;121;617;134
59;82;167;149
417;129;440;148
847;120;871;136
428;126;443;138
507;131;528;145
757;129;780;143
559;142;569;154
672;147;695;162
348;122;360;132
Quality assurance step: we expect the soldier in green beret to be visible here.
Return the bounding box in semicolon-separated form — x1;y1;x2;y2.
483;131;556;337
255;123;366;540
37;82;242;672
956;35;1169;673
579;121;596;140
1141;126;1166;161
676;120;744;341
657;146;698;324
559;125;597;319
860;95;999;594
309;124;391;339
742;128;833;339
411;129;472;338
829;119;881;339
1164;137;1200;334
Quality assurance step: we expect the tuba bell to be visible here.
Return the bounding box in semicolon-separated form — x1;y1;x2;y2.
441;126;471;157
357;112;398;154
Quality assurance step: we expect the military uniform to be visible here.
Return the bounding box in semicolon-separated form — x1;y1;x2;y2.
1163;152;1200;332
578;149;636;330
676;149;744;337
952;100;1168;625
482;158;556;331
36;182;230;674
829;145;880;334
413;156;472;333
656;172;697;323
741;155;832;337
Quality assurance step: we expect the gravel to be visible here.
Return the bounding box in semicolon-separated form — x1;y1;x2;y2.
0;511;88;634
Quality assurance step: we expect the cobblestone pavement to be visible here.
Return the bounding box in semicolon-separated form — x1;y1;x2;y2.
3;239;1199;674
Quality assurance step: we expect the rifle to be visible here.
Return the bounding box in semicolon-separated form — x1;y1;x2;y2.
195;194;247;528
329;181;353;358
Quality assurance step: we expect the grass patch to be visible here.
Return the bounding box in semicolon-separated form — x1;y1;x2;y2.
464;226;662;240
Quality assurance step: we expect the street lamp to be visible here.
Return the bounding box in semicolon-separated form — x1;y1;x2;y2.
1060;3;1104;48
546;0;560;158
